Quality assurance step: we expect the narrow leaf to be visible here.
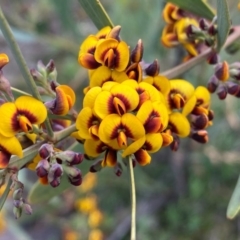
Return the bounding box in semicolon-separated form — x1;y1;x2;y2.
216;0;231;52
227;174;240;219
168;0;215;20
78;0;114;30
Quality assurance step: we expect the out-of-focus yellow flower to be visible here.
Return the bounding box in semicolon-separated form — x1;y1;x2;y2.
88;209;103;228
0;212;6;233
88;229;104;240
79;173;97;193
75;194;97;214
63;229;79;240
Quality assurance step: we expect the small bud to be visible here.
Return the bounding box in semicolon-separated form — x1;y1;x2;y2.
207;51;219;65
39;143;53;159
170;135;180;151
215;61;229;81
37;60;46;75
36;159;50;178
145;59;160;77
49;178;60;188
0;71;13;100
192;114;209;129
208;110;214;121
204;37;215;47
226;81;240;95
13;200;23;208
13;206;22;219
131;39;143;63
217;85;228;100
50;163;63;178
89;160;103;172
13;188;23;200
114;163;123;177
46;59;57;81
191;130;208;143
23;203;32;215
207;75;219;93
186;24;201;38
106;25;121;40
56;151;84;165
199;18;209;31
30;69;44;82
230;69;240;80
208;25;217;36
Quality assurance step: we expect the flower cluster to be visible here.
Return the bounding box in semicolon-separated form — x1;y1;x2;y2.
76;25;214;173
161;3;217;61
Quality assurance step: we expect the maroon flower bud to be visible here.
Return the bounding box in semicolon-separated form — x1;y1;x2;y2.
56;151;84;165
217;85;228;100
51;163;63;178
145;59;159;77
207;51;219;65
207;75;219;93
199;18;209;31
230;69;240;80
49;178;61;188
191;130;208;143
90;160;103;173
208;25;217;35
208;110;214;121
131;39;143;63
39;143;53;159
36;159;50;178
186;24;201;38
170;135;180;151
226;81;240;95
204;38;214;47
192;113;209;129
46;60;57;81
114;163;123;177
65;166;82;186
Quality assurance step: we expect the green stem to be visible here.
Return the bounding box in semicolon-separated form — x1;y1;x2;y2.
11;87;32;96
0;178;12;211
128;156;136;240
0;5;54;138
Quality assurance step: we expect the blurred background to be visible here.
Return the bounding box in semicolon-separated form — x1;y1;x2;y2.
0;0;240;239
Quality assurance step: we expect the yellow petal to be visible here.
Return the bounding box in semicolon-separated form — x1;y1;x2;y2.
57;85;76;109
0;135;23;158
83;87;102;108
115;41;130;72
182;95;197;116
15;96;47;124
84;139;106;158
195;86;210;107
76;107;99;139
95;26;111;39
169;112;190;137
0;53;9;69
90;66;112;88
122;136;146;157
102;149;117;167
145;133;163;153
134;149;151;166
0;102;18;137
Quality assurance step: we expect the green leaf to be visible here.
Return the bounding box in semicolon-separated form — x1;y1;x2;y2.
227;174;240;219
168;0;215;20
78;0;114;30
216;0;231;52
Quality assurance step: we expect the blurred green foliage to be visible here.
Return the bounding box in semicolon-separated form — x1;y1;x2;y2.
1;0;240;239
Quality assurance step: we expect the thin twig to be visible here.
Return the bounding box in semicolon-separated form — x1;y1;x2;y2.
0;5;54;137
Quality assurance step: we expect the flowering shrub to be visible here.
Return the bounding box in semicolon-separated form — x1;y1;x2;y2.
0;0;240;239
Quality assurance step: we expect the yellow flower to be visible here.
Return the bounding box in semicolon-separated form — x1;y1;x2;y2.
0;53;9;69
88;209;103;228
79;173;97;193
46;85;76;116
0;96;47;137
88;229;104;240
75;194;97;214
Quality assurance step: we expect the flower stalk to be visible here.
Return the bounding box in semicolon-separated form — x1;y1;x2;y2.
128;156;136;240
